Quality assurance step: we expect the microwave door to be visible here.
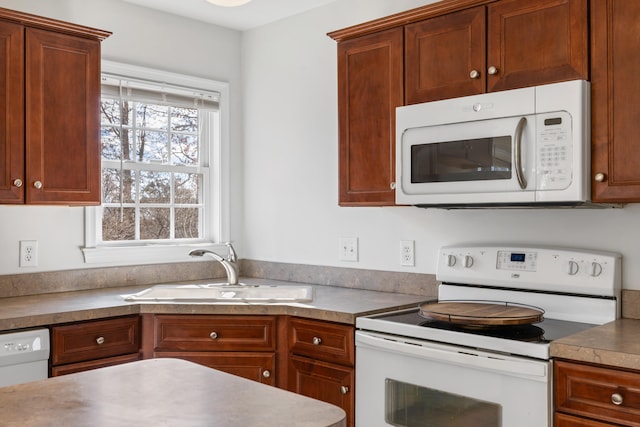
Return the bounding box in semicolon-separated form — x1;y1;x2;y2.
398;116;536;205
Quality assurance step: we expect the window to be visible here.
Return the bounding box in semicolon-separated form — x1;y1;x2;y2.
83;61;230;264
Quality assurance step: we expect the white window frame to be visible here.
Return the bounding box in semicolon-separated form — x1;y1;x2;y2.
82;60;231;265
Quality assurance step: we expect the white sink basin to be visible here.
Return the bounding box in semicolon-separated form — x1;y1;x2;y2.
123;283;314;303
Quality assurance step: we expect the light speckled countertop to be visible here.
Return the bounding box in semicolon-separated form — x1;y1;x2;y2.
0;277;431;332
0;358;346;427
550;318;640;370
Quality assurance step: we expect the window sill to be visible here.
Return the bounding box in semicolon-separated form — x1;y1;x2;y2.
82;243;225;266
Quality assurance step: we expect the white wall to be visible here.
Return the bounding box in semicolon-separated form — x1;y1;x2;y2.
0;0;244;274
241;0;640;289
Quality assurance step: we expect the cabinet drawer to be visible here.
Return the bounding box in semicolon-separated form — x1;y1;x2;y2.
155;352;276;385
154;315;276;352
288;318;354;365
555;412;618;427
555;360;640;426
51;353;141;377
51;316;140;365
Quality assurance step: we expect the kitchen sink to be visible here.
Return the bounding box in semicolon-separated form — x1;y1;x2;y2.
122;283;314;303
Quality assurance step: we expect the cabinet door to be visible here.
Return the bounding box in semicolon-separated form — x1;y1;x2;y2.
0;20;24;203
25;28;101;204
154;352;276;386
487;0;588;92
337;28;403;206
591;0;640;202
288;355;354;427
405;6;486;104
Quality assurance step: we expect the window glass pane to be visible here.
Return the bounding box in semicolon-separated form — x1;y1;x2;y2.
171;134;199;166
171;107;198;133
102;207;136;241
100;98;121;126
140;171;170;203
137;130;169;163
175;208;200;238
102;169;136;204
136;103;168;130
101;127;122;160
174;173;200;204
140;208;170;239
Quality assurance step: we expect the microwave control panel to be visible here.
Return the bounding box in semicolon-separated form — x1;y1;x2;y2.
536;111;572;190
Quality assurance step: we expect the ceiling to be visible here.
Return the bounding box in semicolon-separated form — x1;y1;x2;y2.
122;0;339;31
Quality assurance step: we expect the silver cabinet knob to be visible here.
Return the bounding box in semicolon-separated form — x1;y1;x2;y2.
96;336;105;345
594;172;606;182
33;180;43;189
262;370;271;378
312;337;322;346
209;331;218;339
488;66;499;75
340;386;349;395
13;179;23;188
469;69;480;79
390;182;396;190
611;393;623;405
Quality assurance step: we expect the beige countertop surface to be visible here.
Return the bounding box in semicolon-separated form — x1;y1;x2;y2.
0;358;346;427
550;318;640;370
0;277;430;332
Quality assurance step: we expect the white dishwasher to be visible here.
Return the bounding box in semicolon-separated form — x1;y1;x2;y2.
0;329;50;387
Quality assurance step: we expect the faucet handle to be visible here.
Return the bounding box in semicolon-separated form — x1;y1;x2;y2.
225;242;237;263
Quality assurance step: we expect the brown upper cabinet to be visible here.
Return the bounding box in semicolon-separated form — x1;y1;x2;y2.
406;0;589;104
590;0;640;203
0;8;110;205
329;0;590;206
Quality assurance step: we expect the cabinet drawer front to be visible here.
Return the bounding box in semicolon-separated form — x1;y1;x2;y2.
51;353;141;377
51;316;140;365
555;360;640;426
155;352;276;386
555;412;618;427
289;318;354;365
154;315;276;352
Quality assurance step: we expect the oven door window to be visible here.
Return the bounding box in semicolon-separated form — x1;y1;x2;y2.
385;379;501;427
410;136;512;184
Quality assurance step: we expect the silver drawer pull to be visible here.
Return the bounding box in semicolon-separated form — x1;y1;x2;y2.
340;386;349;395
262;370;271;378
33;180;43;189
96;336;105;345
612;393;623;405
13;179;23;188
209;331;218;340
312;337;322;345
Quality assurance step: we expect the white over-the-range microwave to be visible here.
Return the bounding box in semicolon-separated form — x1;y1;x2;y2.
396;79;594;207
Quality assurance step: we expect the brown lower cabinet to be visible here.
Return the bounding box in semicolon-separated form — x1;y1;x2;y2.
554;359;640;426
50;315;141;376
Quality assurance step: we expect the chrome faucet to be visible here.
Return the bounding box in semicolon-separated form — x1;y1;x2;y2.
189;242;239;285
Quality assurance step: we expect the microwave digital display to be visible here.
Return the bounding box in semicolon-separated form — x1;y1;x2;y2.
410;136;512;184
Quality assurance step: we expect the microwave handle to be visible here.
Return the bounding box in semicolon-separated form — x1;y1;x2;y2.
514;117;527;189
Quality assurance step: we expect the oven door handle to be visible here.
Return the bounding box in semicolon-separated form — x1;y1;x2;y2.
356;331;548;380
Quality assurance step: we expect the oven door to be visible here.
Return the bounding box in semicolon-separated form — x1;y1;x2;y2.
355;330;551;427
396;115;537;206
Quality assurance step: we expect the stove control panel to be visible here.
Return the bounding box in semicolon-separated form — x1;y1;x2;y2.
437;245;621;297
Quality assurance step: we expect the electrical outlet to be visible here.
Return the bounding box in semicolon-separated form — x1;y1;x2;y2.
339;237;358;262
401;240;415;266
19;240;38;267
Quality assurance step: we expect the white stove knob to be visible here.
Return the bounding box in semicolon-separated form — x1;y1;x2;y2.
446;254;456;267
464;255;474;268
591;262;603;277
568;260;579;276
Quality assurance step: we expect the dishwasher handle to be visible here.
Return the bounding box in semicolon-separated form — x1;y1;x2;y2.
356;331;548;381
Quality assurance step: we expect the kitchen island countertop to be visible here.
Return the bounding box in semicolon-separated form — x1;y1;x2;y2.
0;358;346;427
550;318;640;370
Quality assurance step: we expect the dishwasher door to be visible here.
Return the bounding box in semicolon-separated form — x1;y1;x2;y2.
0;328;50;387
